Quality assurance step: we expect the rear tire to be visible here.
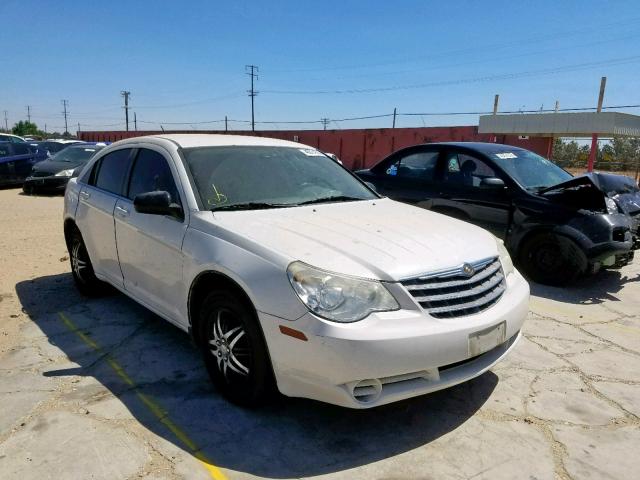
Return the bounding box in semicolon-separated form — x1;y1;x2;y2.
199;290;274;407
518;233;584;286
69;230;105;296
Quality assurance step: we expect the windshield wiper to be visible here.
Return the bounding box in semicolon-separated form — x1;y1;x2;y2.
295;195;365;206
211;202;293;212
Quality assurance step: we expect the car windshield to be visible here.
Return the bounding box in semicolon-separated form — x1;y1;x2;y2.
51;146;102;163
489;149;572;190
183;146;377;210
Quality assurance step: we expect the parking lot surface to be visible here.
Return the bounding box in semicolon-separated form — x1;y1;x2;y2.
1;187;639;480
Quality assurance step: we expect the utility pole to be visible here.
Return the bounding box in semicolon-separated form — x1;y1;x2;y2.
225;115;228;132
61;100;69;135
77;122;81;134
3;110;7;131
493;94;500;115
121;90;131;131
392;107;397;128
134;112;137;131
26;106;31;122
587;77;606;172
245;65;258;131
555;100;559;112
321;118;330;130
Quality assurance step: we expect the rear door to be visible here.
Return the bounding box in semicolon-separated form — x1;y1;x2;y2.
75;148;134;288
114;147;188;324
367;147;441;205
433;149;511;237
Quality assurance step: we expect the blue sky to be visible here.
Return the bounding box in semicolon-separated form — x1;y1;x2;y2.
1;0;639;132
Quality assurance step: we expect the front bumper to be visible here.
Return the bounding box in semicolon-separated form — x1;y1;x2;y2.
558;213;633;263
23;175;70;193
261;269;529;408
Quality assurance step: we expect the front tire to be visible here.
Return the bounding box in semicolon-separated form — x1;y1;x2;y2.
69;230;104;296
199;291;274;407
518;233;584;286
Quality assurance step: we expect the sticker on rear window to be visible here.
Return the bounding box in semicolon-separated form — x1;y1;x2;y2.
299;148;324;157
495;152;517;159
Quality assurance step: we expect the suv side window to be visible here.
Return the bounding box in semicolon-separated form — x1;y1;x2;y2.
127;148;181;205
444;152;496;188
12;144;31;155
385;151;439;181
93;149;133;195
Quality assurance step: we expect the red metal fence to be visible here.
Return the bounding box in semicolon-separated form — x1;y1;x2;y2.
79;126;552;170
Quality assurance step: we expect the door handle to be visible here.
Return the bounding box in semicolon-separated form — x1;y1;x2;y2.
115;205;129;216
79;191;90;199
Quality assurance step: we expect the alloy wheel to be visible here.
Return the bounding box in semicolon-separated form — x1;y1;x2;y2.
208;308;252;380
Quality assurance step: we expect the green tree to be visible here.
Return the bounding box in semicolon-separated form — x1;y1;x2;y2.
12;121;41;136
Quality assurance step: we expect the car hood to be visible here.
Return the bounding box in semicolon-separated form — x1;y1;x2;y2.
32;159;82;174
538;172;640;214
209;198;499;281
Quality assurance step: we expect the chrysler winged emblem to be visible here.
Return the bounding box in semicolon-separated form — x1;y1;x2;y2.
462;263;475;277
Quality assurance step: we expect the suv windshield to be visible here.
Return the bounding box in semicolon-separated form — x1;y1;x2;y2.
183;146;377;210
51;146;102;163
490;149;572;191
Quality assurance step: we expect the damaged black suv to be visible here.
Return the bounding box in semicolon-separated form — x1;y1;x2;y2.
356;142;636;286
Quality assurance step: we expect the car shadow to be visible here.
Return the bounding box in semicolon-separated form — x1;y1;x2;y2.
16;272;498;478
529;268;639;305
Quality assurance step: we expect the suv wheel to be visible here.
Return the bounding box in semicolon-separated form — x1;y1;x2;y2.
519;233;584;286
69;230;104;296
200;291;274;407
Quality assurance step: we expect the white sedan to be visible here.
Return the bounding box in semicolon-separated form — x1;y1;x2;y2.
63;134;529;408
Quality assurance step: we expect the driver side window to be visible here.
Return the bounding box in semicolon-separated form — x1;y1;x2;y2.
385;151;439;181
443;152;496;188
127;149;181;206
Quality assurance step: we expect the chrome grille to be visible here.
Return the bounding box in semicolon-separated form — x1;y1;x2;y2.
401;257;506;318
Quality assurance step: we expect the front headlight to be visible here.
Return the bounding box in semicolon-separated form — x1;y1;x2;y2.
604;197;619;215
287;261;399;322
496;237;514;276
55;169;74;177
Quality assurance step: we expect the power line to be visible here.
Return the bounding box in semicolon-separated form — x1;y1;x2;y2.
262;55;640;95
321;118;330;130
121;91;131;131
246;65;258;131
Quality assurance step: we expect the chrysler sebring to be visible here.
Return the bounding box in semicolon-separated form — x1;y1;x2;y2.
62;134;529;408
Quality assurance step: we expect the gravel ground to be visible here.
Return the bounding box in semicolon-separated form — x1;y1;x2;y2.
0;186;639;480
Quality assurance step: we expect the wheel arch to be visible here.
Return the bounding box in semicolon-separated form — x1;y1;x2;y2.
63;218;79;250
188;270;259;347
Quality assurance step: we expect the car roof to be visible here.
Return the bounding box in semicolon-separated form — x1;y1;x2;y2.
114;133;306;149
425;142;530;153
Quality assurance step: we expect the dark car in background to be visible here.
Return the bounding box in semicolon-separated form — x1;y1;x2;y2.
0;141;40;187
0;133;26;143
27;140;73;161
23;143;106;194
356;142;635;286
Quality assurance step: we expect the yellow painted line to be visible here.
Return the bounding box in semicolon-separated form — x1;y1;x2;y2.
58;312;228;480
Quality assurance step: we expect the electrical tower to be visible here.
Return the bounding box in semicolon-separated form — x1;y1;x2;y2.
321;118;330;130
245;65;258;131
26;106;31;123
121;91;131;131
61;100;69;136
3;111;7;131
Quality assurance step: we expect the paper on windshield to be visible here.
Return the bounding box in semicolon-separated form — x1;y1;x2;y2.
495;152;517;159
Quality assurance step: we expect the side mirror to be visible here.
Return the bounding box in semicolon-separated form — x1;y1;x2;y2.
133;191;183;219
480;177;506;190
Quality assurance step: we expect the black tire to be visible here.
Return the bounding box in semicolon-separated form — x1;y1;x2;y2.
518;233;584;286
69;229;104;296
199;290;274;407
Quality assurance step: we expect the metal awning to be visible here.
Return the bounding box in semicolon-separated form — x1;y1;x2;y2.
478;112;640;137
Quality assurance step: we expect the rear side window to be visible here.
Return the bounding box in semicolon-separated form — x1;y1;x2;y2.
0;145;9;157
384;151;439;181
127;148;180;204
94;149;132;195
